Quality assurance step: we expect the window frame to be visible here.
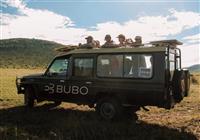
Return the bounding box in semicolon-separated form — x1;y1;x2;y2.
166;47;177;71
96;53;154;79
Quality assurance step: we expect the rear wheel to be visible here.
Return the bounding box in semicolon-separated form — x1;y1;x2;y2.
96;97;122;120
24;87;35;108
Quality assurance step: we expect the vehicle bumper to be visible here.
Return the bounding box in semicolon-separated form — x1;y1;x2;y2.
16;77;25;94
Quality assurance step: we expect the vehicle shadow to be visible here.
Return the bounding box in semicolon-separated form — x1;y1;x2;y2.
0;103;198;140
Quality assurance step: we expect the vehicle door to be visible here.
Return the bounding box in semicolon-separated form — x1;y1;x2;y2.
69;55;95;102
38;56;70;100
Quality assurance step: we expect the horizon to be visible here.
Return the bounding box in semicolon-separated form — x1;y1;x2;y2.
0;0;200;67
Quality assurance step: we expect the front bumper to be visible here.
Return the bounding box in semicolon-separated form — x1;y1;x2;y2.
16;77;25;94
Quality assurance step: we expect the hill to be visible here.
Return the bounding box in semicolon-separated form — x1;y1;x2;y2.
187;64;200;73
0;38;66;68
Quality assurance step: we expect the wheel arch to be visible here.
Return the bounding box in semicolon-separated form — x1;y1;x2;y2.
94;92;124;104
23;84;37;99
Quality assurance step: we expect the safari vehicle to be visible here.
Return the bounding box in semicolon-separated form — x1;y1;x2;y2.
16;39;190;120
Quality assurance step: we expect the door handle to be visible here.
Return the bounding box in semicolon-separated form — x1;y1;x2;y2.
60;80;65;83
85;81;92;84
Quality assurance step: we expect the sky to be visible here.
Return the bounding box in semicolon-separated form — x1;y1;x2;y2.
0;0;200;67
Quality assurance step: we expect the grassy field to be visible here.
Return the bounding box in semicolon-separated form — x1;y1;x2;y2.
0;69;199;140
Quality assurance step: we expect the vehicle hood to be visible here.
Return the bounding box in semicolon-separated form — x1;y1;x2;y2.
21;73;44;79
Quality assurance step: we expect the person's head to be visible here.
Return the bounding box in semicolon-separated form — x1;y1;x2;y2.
105;34;111;42
135;36;142;44
126;38;133;45
95;40;100;48
117;34;126;43
85;36;93;43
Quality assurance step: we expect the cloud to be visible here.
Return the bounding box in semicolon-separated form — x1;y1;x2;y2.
1;0;200;66
2;0;26;11
179;44;200;67
183;33;200;44
180;33;200;67
89;9;200;43
0;1;8;8
1;0;200;43
1;0;78;43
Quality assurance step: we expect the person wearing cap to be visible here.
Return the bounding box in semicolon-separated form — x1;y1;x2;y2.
117;34;126;47
132;36;142;47
101;34;115;48
131;36;146;76
80;35;96;48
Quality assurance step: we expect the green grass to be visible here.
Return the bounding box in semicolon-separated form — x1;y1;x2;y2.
0;69;200;140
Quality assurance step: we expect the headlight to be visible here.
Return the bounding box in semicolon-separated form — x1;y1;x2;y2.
16;77;21;84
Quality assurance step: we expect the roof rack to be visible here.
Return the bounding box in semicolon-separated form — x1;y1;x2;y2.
149;39;183;48
54;45;79;52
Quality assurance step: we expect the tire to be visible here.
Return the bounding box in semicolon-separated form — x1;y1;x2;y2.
96;97;122;120
172;70;186;102
184;71;190;97
24;87;35;108
165;89;175;109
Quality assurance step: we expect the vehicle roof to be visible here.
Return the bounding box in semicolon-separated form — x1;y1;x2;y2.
58;46;166;57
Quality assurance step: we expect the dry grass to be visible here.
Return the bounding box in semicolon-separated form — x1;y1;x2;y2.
0;69;199;140
0;69;44;106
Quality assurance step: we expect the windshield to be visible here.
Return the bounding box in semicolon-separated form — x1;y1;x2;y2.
47;58;69;76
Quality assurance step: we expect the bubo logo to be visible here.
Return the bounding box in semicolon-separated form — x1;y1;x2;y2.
44;83;88;95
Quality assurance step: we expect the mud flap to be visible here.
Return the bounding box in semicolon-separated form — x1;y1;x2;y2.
184;70;190;97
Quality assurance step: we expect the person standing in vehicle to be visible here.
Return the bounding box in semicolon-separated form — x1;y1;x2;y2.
130;36;146;77
80;36;96;48
117;34;126;47
133;36;143;47
101;34;115;48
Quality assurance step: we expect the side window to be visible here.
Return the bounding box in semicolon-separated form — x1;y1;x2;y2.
124;54;152;78
97;55;123;77
48;58;69;76
73;58;94;77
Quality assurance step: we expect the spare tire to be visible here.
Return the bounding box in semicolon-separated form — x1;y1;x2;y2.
172;70;186;102
184;70;190;97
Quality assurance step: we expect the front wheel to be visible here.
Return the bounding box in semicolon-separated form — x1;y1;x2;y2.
96;98;122;120
24;87;35;108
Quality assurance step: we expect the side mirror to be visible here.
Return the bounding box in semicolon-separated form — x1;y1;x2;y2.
51;72;58;76
46;71;58;77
